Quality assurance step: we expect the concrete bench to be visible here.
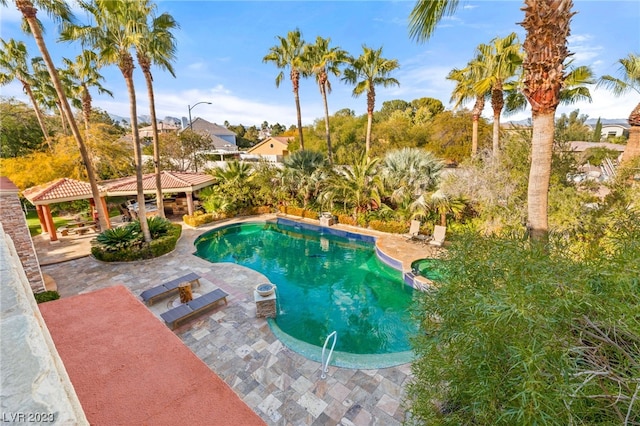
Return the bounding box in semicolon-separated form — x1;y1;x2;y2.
140;273;201;305
160;288;229;329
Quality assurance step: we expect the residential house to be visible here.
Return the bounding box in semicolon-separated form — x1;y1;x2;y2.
246;136;291;162
139;122;179;139
183;118;238;152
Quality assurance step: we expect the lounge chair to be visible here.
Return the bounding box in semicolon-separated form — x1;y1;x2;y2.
429;225;447;247
140;272;201;305
161;288;229;329
406;220;429;242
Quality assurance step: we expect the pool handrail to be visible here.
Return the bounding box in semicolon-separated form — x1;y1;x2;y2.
321;331;337;379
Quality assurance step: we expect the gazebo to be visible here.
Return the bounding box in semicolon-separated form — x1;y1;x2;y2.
100;171;215;217
22;178;111;243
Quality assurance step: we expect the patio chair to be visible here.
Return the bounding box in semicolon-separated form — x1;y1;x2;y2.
429;225;447;247
406;220;429;242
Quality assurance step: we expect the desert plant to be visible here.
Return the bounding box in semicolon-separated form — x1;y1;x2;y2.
95;225;138;251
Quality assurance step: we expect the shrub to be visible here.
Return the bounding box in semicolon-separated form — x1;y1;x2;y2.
302;209;318;219
286;206;305;217
183;212;215;227
92;223;182;262
255;206;273;214
95;225;139;251
368;220;408;234
406;224;640;424
337;214;356;226
34;290;60;303
127;216;172;239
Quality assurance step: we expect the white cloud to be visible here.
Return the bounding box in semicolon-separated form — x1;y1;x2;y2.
568;33;604;62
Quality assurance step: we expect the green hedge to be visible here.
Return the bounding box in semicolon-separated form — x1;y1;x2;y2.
34;290;60;304
183;212;216;227
91;223;182;262
368;220;409;234
337;214;357;226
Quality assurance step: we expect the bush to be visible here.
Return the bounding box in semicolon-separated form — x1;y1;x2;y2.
183;212;215;227
91;223;182;262
406;224;640;424
95;225;139;251
285;206;305;217
34;290;60;303
302;209;318;219
368;220;408;234
337;214;356;226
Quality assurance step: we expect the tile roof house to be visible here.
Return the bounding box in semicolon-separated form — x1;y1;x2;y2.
139;122;179;139
247;136;292;158
182;118;238;151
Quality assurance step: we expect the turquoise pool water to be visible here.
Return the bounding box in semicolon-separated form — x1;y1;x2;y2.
194;221;418;358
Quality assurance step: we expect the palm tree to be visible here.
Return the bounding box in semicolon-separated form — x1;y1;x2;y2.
282;150;328;207
597;53;640;164
2;0;109;230
411;0;576;242
447;63;487;156
521;0;574;243
305;36;348;164
62;0;152;241
321;155;383;215
263;29;307;150
62;51;113;138
381;148;444;206
412;190;467;227
342;46;400;154
472;32;523;156
0;38;51;147
135;6;179;218
30;56;69;135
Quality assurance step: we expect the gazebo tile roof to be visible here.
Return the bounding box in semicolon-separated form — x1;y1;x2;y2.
22;178;106;204
101;171;214;194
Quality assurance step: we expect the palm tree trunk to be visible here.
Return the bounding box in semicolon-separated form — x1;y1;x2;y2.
56;101;68;135
491;86;504;156
19;2;109;230
366;87;375;154
471;95;485;156
23;83;51;149
121;56;152;242
291;69;304;150
320;83;333;164
141;63;165;218
527;112;554;244
621;102;640;165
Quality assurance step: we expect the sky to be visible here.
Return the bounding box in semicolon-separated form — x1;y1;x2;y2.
1;1;639;128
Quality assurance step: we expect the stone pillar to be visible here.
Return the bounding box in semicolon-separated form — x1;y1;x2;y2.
0;177;45;292
186;192;195;216
254;291;276;318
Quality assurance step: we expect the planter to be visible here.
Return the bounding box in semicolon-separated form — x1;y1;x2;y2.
255;283;275;297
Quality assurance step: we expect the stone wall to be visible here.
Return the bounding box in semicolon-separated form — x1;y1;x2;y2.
0;223;88;424
0;177;45;293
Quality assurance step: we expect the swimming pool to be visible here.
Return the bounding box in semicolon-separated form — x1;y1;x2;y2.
194;219;418;368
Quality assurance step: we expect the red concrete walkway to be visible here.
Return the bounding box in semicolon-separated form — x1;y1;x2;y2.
39;285;265;426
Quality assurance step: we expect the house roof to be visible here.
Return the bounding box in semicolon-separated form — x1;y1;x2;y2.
0;176;19;195
100;171;215;195
22;178;107;205
186;118;236;136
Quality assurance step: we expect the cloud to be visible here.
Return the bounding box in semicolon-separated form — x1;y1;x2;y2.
568;33;604;62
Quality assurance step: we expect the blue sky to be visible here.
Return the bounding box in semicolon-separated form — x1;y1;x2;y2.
1;1;639;127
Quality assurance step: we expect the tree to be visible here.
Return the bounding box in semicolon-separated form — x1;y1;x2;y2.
597;53;640;164
159;130;212;172
135;5;179;219
63;0;152;241
0;97;47;157
447;63;487;156
281;150;328;207
521;0;574;243
472;32;523;156
555;109;592;143
305;36;347;164
3;0;109;230
263;29;307;150
591;117;602;142
0;38;51;147
343;45;400;154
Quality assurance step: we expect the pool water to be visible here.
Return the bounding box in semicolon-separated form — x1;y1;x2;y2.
194;221;418;355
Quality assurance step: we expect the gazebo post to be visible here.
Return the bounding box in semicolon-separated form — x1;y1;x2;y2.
100;197;111;229
42;205;58;243
186;192;195;216
36;205;48;234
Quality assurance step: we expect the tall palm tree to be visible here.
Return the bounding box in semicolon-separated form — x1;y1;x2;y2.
521;0;574;243
447;62;487;156
0;38;51;147
2;0;109;230
63;0;152;241
31;56;70;135
597;53;640;164
135;5;179;218
62;51;113;138
305;36;348;164
263;29;307;150
411;0;576;242
342;46;400;154
472;32;523;156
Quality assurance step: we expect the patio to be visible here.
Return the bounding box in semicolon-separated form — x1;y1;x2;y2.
37;215;439;425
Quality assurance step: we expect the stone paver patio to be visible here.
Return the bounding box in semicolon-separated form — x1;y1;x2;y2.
38;215;439;425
